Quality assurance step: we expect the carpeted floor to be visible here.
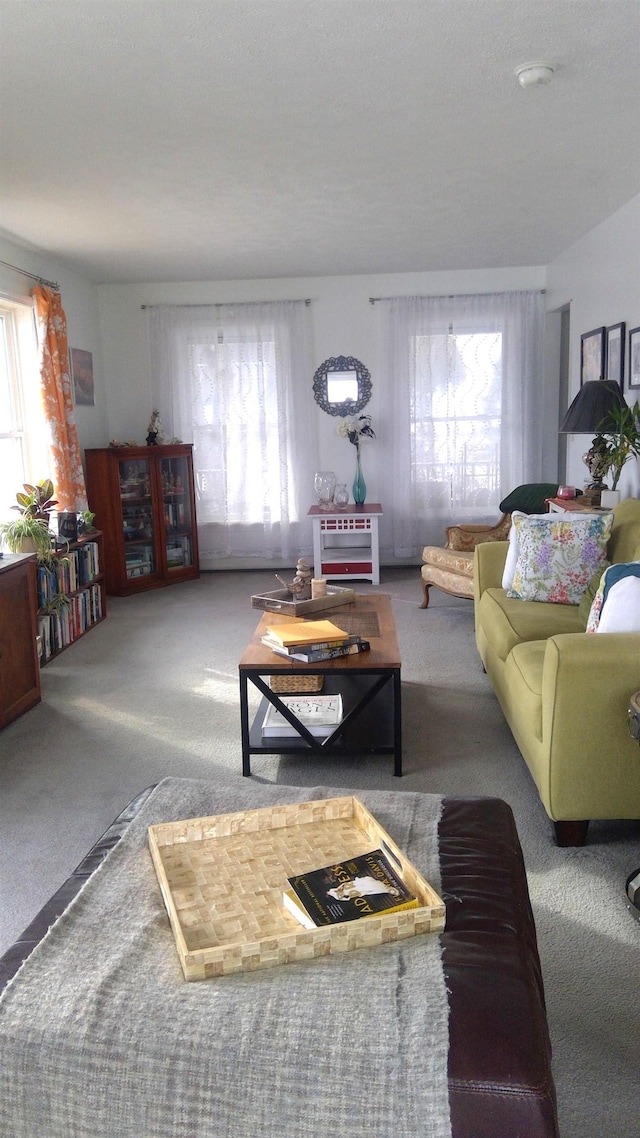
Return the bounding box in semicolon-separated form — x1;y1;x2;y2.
1;567;639;1137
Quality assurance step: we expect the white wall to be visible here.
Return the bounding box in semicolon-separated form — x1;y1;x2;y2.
546;194;640;497
97;264;546;509
3;192;638;547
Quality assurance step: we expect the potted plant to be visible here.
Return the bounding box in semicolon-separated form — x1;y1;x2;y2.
0;479;58;561
78;508;96;534
597;400;640;495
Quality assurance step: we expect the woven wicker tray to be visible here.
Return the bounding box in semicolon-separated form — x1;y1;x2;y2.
148;796;445;980
251;585;355;615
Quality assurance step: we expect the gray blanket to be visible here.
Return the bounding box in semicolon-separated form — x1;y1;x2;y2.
0;778;452;1138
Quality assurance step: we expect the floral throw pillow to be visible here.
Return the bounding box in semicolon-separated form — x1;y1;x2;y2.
507;512;613;604
501;511;551;590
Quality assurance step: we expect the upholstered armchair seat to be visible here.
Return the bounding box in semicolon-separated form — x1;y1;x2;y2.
420;484;559;608
421;514;512;607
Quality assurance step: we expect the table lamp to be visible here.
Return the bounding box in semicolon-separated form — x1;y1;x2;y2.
559;379;627;503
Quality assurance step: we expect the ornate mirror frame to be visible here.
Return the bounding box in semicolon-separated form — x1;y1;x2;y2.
312;355;372;417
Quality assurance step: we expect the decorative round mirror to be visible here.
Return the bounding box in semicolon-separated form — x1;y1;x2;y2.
312;355;372;417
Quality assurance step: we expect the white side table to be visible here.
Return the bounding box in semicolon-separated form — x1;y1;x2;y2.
308;503;382;585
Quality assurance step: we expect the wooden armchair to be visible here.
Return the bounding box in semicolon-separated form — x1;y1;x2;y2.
420;513;512;607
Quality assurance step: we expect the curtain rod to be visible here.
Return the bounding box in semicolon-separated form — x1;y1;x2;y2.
369;288;546;304
0;258;59;291
141;298;311;310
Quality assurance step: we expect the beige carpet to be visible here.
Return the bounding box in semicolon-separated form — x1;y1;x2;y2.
1;567;639;1138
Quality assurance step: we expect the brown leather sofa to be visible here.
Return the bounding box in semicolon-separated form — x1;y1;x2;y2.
0;791;558;1138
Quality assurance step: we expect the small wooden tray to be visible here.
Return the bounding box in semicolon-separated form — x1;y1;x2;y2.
251;585;355;615
148;796;445;980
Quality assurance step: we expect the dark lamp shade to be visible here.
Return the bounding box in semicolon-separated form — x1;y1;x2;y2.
560;380;626;433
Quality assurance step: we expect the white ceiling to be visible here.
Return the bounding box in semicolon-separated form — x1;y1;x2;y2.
1;1;639;285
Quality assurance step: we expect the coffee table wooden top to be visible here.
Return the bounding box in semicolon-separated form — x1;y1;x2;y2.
239;593;401;671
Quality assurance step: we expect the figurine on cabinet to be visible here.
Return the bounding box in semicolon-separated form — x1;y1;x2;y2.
146;410;170;446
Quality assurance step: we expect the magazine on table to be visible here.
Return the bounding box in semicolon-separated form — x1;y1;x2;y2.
261;693;343;738
283;848;419;928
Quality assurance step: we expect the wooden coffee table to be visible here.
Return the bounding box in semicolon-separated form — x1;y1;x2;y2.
238;593;403;776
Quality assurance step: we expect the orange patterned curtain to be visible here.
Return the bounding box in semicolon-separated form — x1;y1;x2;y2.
32;285;87;511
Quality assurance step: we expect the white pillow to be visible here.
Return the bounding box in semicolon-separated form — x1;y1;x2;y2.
598;576;640;632
587;562;640;633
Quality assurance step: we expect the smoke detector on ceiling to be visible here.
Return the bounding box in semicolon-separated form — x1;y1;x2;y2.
515;61;555;88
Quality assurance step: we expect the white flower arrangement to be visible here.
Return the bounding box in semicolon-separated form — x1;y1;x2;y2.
337;415;376;453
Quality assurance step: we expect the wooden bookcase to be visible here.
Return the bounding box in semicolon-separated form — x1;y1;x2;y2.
37;532;107;665
0;553;41;726
84;444;200;596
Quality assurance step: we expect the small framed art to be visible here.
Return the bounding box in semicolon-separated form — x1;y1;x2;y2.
605;323;625;388
629;327;640;391
580;327;605;386
70;347;95;406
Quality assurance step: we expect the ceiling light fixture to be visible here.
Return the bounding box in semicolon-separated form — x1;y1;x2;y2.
515;61;555;88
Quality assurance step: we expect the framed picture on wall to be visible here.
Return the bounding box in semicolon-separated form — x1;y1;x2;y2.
605;322;625;388
629;327;640;390
580;326;605;386
70;347;95;406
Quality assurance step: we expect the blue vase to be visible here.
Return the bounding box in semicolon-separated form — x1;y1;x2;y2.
352;451;366;505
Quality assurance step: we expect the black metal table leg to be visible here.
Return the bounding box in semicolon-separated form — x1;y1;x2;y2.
239;671;251;776
393;668;402;776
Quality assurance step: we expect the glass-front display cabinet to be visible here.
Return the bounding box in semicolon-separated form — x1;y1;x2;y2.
84;445;200;596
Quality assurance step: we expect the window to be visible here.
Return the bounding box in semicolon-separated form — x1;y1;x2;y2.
377;290;545;555
412;329;502;511
0;296;47;520
149;300;318;565
190;333;281;526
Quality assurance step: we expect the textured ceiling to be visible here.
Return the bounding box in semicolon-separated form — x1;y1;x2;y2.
1;0;639;284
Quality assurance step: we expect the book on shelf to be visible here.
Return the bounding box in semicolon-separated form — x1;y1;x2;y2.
166;535;192;567
261;693;343;738
263;618;350;648
283;848;419;929
37;583;103;662
36;541;101;606
261;634;370;662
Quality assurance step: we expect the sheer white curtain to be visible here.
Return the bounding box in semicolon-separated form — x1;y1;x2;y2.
377;291;545;555
149;300;317;566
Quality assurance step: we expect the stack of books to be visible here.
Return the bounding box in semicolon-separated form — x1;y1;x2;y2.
262;618;370;662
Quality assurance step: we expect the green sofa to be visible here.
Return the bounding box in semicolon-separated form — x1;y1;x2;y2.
474;497;640;845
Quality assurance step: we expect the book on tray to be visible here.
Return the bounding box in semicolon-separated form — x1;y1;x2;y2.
261;693;343;738
283;848;419;928
261;633;370;662
263;618;350;648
